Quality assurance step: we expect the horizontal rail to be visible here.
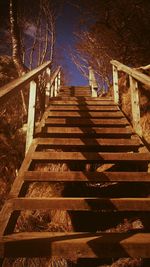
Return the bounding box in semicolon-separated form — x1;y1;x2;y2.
111;60;150;88
50;66;61;86
0;61;51;104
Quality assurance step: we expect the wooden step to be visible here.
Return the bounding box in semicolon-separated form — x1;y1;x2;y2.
24;171;150;182
10;197;150;211
49;100;115;105
31;151;150;162
47;111;124;118
2;232;150;258
59;93;91;95
43;126;132;137
60;88;91;91
50;96;113;103
59;92;91;95
48;106;119;111
60;86;90;89
36;137;141;147
45;118;129;126
59;93;91;96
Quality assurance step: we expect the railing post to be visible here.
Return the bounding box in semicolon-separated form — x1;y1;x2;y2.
45;67;51;107
112;65;119;104
58;71;61;93
89;66;98;97
50;84;54;97
129;76;142;136
25;80;37;154
54;76;58;96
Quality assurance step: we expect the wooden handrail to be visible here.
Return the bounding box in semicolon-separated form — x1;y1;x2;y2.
50;66;61;87
25;65;61;153
111;59;150;137
111;60;150;88
0;61;51;104
0;60;61;154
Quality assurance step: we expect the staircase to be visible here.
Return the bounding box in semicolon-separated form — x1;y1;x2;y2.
1;84;150;264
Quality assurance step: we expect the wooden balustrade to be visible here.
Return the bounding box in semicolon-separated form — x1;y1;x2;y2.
0;61;61;153
111;60;150;137
89;66;98;97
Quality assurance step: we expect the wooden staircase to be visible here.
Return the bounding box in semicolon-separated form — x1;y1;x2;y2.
1;85;150;263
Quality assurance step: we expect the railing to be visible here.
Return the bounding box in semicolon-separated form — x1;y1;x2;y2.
89;66;98;97
111;60;150;137
0;61;61;153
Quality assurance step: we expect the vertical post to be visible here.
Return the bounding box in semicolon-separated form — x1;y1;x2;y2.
50;83;54;97
45;67;51;107
89;66;98;97
58;71;61;93
25;80;37;154
54;76;58;96
129;76;142;136
112;65;119;104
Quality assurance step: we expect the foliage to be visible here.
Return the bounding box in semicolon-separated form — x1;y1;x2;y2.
0;56;26;208
72;0;150;89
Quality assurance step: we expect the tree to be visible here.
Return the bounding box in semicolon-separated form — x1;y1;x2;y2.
9;0;27;75
71;0;150;89
8;0;61;115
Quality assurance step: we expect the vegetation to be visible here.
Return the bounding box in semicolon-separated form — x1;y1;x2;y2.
71;0;150;90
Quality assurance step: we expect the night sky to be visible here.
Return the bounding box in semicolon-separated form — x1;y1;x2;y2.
56;3;87;86
0;1;88;86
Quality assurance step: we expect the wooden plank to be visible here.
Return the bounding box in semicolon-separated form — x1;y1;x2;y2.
25;81;37;153
130;76;142;136
45;118;129;126
24;171;150;182
49;100;115;105
112;65;119;104
8;139;38;198
0;140;38;236
48;106;119;111
50;66;61;87
59;91;91;93
59;93;91;95
59;90;91;93
11;197;150;211
89;66;98;97
47;111;124;118
0;61;51;104
0;202;13;236
45;67;51;107
43;126;132;135
61;86;90;89
1;232;150;258
54;76;58;96
50;97;113;101
111;60;150;88
36;137;141;147
31;151;150;162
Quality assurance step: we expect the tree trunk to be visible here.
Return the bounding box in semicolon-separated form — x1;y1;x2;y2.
9;0;27;115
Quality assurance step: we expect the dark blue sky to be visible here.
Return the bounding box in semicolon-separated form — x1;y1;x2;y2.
56;3;88;86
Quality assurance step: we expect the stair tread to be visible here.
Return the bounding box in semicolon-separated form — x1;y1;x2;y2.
45;118;129;126
48;106;119;111
31;151;150;161
24;171;150;182
9;197;150;211
47;111;124;118
36;137;141;146
43;126;132;134
2;232;150;258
